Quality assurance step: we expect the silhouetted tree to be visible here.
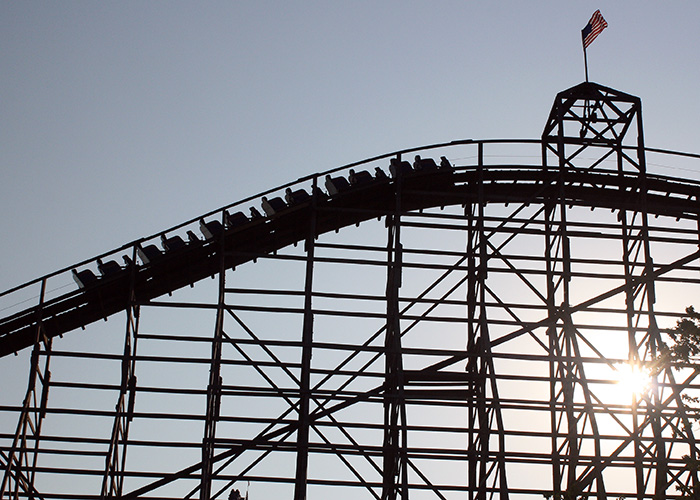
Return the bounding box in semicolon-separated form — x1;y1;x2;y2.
659;306;700;499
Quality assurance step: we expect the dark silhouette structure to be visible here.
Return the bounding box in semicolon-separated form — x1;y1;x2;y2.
2;82;700;499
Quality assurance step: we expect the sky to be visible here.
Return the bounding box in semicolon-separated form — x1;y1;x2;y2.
3;1;700;289
2;2;700;498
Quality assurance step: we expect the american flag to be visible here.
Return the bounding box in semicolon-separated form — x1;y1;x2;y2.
582;10;608;49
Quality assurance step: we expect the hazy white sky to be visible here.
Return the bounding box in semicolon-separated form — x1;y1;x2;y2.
2;1;700;287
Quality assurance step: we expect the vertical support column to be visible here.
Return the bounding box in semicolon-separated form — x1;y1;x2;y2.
294;177;318;500
465;201;480;500
638;108;668;500
618;197;646;500
201;215;227;500
685;194;700;493
544;200;563;499
382;160;408;500
550;113;579;495
475;145;488;499
679;194;700;494
542;139;563;498
544;127;605;498
465;143;509;499
544;168;582;495
102;248;139;497
618;116;667;498
1;279;51;499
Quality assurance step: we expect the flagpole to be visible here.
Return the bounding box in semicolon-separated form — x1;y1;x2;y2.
581;28;590;136
583;44;589;82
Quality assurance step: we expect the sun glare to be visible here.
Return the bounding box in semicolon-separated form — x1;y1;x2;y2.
614;362;651;400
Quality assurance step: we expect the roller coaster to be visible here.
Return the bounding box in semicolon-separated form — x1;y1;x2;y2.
2;82;700;499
